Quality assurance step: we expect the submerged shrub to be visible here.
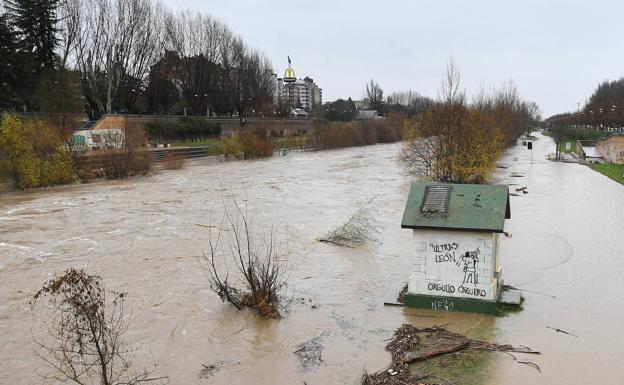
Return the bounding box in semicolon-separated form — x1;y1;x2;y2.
162;152;185;170
238;128;274;159
204;201;289;318
322;200;380;247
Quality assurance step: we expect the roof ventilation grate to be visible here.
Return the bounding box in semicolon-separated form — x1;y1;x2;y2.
422;185;451;213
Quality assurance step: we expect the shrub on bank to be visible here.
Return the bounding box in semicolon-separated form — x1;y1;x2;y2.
0;113;75;189
222;136;242;158
310;118;403;150
162;152;185;170
98;123;153;179
221;128;274;159
239;128;274;159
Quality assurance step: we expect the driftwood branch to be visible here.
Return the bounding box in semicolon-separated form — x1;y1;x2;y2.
547;326;578;337
364;324;541;384
401;341;469;363
503;351;542;372
319;238;354;248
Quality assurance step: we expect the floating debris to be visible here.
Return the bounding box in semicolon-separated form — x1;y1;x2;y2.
294;335;326;371
363;324;540;385
547;326;578;337
321;199;379;247
198;360;240;379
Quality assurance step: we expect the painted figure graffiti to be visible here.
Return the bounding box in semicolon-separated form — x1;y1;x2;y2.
460;248;480;286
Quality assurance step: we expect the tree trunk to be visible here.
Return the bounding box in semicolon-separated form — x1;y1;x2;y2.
401;341;470;363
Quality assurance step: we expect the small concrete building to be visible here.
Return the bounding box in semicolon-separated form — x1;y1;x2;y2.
596;133;624;164
401;183;510;314
72;116;124;149
356;109;379;120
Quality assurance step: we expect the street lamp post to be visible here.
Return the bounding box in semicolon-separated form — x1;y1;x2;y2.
195;93;210;117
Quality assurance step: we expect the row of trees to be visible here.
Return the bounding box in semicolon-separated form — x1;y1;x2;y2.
0;0;275;119
401;61;541;183
363;80;435;118
385;90;434;118
316;82;434;122
546;77;624;132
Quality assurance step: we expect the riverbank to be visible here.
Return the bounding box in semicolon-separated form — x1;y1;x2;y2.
589;163;624;185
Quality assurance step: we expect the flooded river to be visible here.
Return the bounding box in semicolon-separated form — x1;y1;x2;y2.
1;134;623;384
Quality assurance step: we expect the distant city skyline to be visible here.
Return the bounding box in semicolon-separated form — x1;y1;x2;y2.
166;0;624;117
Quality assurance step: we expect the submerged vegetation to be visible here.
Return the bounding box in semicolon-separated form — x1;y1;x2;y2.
321;200;380;247
31;268;167;385
363;324;540;385
204;201;289;318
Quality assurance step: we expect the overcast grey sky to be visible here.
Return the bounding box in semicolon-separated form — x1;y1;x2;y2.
166;0;624;117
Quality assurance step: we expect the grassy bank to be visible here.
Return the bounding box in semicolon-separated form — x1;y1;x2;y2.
590;163;624;185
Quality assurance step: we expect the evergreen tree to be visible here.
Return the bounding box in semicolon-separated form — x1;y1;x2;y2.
0;13;20;110
6;0;59;71
5;0;60;110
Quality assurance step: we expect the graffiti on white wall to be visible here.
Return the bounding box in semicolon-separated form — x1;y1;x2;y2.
431;298;454;311
408;230;498;301
460;248;480;286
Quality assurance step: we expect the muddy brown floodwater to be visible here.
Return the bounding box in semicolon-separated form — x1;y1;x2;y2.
1;133;623;385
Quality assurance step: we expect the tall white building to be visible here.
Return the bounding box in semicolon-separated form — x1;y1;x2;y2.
275;58;322;112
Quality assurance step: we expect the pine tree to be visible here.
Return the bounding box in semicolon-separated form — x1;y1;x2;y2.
0;13;20;110
4;0;61;110
6;0;60;71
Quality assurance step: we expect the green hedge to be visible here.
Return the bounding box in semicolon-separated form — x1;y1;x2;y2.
145;117;221;141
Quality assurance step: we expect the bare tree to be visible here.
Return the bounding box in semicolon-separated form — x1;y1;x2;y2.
401;60;542;183
31;268;167;385
400;60;504;183
386;90;433;116
164;10;225;115
525;101;542;137
161;10;274;117
549;119;567;160
99;120;152;179
204;200;289;319
365;79;384;112
439;58;464;105
72;0;165;117
57;0;81;68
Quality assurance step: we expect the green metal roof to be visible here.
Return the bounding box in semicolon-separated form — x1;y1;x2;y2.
401;183;510;233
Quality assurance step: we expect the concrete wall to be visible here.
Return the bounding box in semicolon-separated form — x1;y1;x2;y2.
97;114;316;138
596;134;624;164
576;140;595;159
91;115;126;131
407;229;502;301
